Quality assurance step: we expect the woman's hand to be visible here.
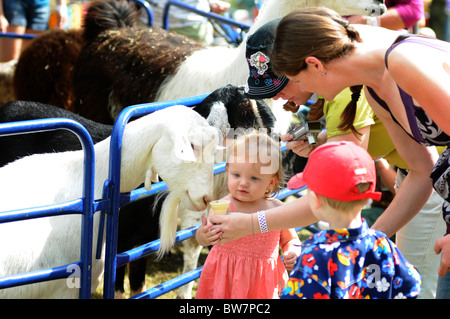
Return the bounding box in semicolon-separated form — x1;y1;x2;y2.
281;133;314;157
435;234;450;277
209;213;252;244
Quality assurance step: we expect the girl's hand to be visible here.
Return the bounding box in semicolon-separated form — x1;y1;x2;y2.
196;216;222;246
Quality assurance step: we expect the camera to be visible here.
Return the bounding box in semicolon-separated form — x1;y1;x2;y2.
288;121;323;145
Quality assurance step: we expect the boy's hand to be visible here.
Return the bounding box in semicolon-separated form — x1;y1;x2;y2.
283;251;298;271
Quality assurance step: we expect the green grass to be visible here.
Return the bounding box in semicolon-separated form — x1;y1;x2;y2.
92;243;209;299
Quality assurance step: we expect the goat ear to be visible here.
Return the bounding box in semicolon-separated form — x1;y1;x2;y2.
173;134;197;162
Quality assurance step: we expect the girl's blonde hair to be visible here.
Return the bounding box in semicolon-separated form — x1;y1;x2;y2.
226;130;285;197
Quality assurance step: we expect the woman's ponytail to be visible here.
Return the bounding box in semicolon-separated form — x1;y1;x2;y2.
337;85;363;137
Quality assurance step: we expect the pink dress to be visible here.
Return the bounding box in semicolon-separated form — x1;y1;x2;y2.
196;199;288;299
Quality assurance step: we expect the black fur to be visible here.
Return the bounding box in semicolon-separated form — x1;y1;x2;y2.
194;85;276;133
0;101;112;167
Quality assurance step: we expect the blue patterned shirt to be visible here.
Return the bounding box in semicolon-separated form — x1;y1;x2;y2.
281;220;421;299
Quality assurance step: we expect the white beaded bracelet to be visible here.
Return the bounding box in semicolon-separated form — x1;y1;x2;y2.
366;16;379;27
257;210;268;233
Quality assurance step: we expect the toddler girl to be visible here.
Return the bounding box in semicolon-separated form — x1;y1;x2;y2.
195;130;301;299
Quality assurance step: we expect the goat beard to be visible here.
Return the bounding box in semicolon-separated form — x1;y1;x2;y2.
157;192;181;260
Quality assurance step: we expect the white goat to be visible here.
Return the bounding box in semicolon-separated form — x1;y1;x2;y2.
0;105;218;298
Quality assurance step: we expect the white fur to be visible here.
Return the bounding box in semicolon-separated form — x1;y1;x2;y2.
0;105;218;298
171;0;386;299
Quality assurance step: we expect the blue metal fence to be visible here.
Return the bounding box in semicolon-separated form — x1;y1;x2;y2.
162;0;250;45
0;118;96;299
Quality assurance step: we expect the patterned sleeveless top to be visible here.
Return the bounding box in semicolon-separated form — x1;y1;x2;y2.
367;34;450;234
367;34;450;147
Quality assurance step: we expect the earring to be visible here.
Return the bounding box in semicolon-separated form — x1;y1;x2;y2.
321;72;327;76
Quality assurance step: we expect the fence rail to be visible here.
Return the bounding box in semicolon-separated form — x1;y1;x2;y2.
0;118;96;298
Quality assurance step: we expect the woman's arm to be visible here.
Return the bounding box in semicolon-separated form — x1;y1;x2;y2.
368;97;439;237
345;0;424;30
435;235;450;276
210;195;318;244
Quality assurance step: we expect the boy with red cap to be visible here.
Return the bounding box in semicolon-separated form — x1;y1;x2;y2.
282;141;421;299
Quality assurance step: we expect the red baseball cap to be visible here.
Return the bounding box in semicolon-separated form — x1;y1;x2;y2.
287;141;382;202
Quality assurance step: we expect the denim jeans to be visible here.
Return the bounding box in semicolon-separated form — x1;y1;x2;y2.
436;269;450;299
3;0;50;31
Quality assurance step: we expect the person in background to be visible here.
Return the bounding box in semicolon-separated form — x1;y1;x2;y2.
0;0;67;62
149;0;230;44
345;0;424;31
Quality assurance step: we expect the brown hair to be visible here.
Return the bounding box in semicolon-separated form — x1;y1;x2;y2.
271;7;363;136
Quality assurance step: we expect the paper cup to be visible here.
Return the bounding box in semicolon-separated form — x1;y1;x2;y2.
210;200;230;215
